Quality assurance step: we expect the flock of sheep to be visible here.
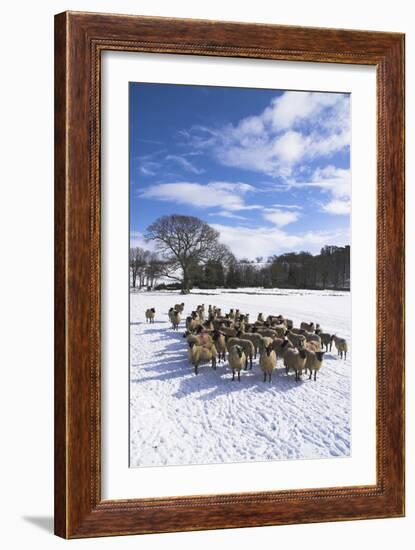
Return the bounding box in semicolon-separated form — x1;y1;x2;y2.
145;302;348;383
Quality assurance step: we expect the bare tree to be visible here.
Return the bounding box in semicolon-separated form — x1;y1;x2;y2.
130;247;142;288
145;214;230;294
130;247;153;288
145;252;169;289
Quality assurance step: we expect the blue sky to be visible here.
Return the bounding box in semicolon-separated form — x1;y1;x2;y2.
130;82;350;260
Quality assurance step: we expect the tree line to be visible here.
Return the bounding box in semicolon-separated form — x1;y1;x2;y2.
129;248;169;289
130;214;350;293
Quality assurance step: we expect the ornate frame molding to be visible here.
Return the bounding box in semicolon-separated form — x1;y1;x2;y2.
55;11;405;538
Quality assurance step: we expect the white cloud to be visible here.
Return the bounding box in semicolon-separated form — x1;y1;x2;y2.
288;165;351;215
264;91;341;130
136;151;166;177
211;223;349;260
262;208;300;227
139;161;159;176
209;210;247;220
272;131;306;164
130;231;155;250
271;203;302;210
322;199;351;215
165;154;204;174
183;90;350;178
311;166;351;199
140;181;260;211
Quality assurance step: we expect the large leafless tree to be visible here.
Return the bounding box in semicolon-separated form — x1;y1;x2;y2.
145;214;233;293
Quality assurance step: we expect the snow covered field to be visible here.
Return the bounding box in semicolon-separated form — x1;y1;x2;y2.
129;288;351;468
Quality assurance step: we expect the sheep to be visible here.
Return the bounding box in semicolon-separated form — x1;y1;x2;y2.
304;349;325;380
218;324;237;338
183;331;213;347
228;345;246;382
212;330;227;362
283;347;307;381
236;330;263;359
272;337;293;360
332;335;348;359
195;323;211;334
319;332;332;352
145;308;155;323
203;318;214;332
290;327;305;336
236;319;246;332
187;342;218;375
285;319;294;330
256;327;278;339
315;324;323;335
286;331;306;349
171;310;181;331
266;315;282;325
305;340;320;353
197;310;205;322
211;317;224;329
242;322;254;334
257;335;274;355
186;316;201;332
226;337;255;370
257;313;265;323
267;316;292;330
168;307;178;324
303;331;322;349
269;324;287;338
259;344;277;383
300;321;315;332
196;305;205;321
174;302;185;313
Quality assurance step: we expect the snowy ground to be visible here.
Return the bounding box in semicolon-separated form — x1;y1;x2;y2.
129;288;351;468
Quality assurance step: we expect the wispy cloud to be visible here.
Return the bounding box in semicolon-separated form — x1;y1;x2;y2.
209;210;247;220
136;152;165;177
139;165;157;176
271;203;302;210
165;154;204;174
137;152;204;178
140;181;261;212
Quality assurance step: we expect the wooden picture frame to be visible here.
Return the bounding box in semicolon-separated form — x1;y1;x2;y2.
54;11;405;538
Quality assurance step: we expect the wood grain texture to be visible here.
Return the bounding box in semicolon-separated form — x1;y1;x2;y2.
54;11;405;539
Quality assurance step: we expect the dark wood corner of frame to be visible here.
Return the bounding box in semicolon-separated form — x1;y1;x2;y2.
54;11;405;539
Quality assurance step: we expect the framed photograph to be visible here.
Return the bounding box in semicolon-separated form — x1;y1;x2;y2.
54;11;405;538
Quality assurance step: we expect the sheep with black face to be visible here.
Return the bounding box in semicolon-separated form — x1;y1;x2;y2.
260;344;277;383
228;345;246;382
145;308;155;323
187;341;218;375
304;349;325;380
